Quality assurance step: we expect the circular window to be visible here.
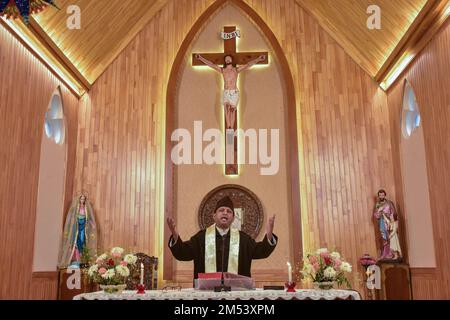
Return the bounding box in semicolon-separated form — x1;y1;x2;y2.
44;89;65;145
402;81;421;138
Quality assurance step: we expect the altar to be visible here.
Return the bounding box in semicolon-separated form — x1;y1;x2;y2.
73;288;361;300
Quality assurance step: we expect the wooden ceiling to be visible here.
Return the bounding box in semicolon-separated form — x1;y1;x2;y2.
295;0;428;77
32;0;168;84
2;0;448;95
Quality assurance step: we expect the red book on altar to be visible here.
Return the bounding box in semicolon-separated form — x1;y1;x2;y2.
196;272;255;290
198;272;223;279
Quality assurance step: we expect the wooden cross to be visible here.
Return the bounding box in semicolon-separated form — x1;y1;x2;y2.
192;26;269;175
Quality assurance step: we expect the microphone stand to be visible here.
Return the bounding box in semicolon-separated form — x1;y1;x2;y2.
215;234;231;292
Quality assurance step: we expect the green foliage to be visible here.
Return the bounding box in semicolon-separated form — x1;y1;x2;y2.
81;247;91;265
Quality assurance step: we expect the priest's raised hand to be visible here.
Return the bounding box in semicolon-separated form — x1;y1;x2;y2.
166;217;179;243
266;214;275;242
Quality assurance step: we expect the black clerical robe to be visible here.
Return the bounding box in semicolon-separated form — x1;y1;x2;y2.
169;228;277;279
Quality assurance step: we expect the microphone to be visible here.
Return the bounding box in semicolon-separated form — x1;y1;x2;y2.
221;234;226;286
214;232;231;292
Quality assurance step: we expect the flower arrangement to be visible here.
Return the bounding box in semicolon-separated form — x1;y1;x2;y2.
300;248;352;289
88;247;138;287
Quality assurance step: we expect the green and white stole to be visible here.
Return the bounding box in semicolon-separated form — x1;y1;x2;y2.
204;224;240;274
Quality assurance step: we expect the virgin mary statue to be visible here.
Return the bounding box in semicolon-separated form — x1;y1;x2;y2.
58;194;98;268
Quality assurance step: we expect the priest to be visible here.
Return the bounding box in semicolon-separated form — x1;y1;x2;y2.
167;196;277;280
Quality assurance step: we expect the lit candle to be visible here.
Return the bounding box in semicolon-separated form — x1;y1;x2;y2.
287;262;292;283
140;263;144;285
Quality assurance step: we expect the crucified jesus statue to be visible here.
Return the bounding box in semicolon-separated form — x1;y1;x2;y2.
195;54;266;130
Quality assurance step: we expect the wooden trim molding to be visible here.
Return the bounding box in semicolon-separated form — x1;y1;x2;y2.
32;271;59;280
164;0;302;280
28;17;91;91
378;0;450;90
0;18;87;97
410;267;438;279
375;0;439;82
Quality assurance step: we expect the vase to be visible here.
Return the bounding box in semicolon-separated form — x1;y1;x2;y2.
313;281;334;290
100;284;127;294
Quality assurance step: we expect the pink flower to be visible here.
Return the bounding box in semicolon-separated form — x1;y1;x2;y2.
120;261;128;267
98;267;107;275
112;252;122;258
320;252;330;259
309;255;318;264
312;262;320;271
334;259;342;268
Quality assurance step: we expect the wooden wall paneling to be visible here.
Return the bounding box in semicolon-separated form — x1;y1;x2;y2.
0;25;79;299
0;18;86;97
386;19;450;299
243;0;397;297
410;268;439;299
72;0;217;288
164;0;302;281
75;0;396;294
38;0;435;297
30;272;58;300
6;0;443;299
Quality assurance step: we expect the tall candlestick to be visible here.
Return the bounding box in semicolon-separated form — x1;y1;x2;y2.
140;263;144;285
287;262;292;283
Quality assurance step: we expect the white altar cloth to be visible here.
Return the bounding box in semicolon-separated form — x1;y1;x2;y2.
73;288;361;300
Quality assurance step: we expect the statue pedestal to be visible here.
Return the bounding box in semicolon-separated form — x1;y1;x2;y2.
378;262;412;300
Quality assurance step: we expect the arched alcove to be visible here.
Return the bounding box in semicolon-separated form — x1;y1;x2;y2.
164;0;301;280
32;86;68;272
399;80;436;268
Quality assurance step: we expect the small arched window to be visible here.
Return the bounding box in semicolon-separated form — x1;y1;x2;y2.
401;81;421;138
33;86;67;272
399;79;436;268
44;90;65;145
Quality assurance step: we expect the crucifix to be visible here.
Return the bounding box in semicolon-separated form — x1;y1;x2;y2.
192;26;269;175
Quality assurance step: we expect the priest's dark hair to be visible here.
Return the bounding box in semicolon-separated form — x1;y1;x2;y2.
377;189;387;196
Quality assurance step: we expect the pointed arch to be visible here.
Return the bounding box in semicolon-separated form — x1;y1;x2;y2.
399;79;436;268
33;86;68;273
164;0;301;279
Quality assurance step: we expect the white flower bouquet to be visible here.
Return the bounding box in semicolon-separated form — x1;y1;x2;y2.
88;247;138;288
300;248;352;289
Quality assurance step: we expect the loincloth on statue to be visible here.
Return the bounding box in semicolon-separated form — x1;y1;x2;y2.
223;89;239;109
